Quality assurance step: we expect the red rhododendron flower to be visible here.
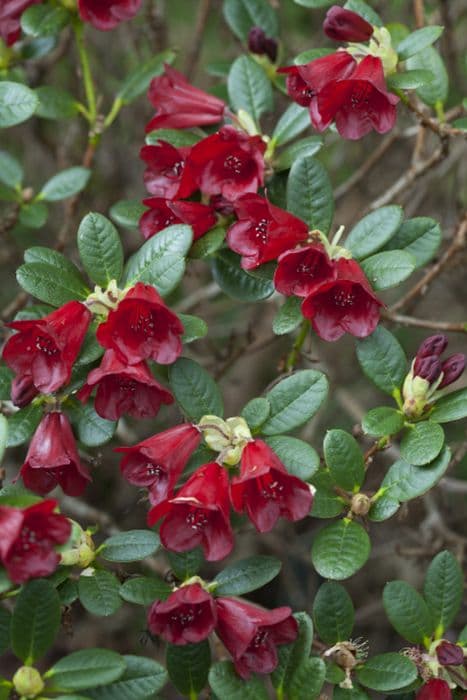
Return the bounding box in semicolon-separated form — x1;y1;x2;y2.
178;126;266;202
140;198;216;241
215;597;298;679
19;412;91;497
436;641;465;666
226;194;309;270
279;51;357;108
146;64;226;132
115;423;201;506
311;55;399;139
96;282;184;366
0;0;40;45
148;583;217;645
79;350;173;421
416;679;452;700
10;375;39;408
78;0;141;30
140;141;192;199
273;243;335;297
0;500;71;584
323;6;374;42
2;301;91;396
301;257;382;341
230;439;313;533
148;462;233;561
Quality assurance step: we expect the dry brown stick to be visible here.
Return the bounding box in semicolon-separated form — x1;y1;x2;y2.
146;0;168;52
413;0;425;27
334;133;398;200
382;310;467;333
184;0;212;81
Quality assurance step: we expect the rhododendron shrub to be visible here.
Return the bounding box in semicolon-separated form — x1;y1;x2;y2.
0;0;466;698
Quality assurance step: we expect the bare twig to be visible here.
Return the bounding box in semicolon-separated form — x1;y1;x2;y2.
184;0;212;81
414;0;425;27
334;133;398;200
382;310;467;333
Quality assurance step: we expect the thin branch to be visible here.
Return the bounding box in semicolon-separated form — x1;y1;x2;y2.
413;0;425;28
334;133;398;200
184;0;212;81
382;310;467;333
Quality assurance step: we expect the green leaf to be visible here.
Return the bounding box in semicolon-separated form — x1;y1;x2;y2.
211;250;274;301
368;494;400;522
261;369;328;435
293;0;332;7
430;388;467;423
167;641;210;696
119;576;172;605
310;482;346;519
11;579;60;663
271;612;313;694
223;0;278;42
213;556;281;596
287;156;334;234
356;326;407;395
169;357;223;421
324;429;365;491
0;183;19;201
86;655;168;700
21;4;70;36
0;150;23;187
39;167;90;202
0;607;11;656
397;26;444;61
343;0;382;25
24;245;84;279
74;402;116;447
179;313;208;344
458;625;467;643
241;397;271;431
19;201;48;229
209;661;269;699
123;224;192;296
109;199;146;229
383;581;434;643
78;212;124;286
356;653;417;692
423;550;463;635
386;70;434;90
35;86;79;119
400;421;444;466
313;582;354;645
102;530;160;563
380;447;451;502
265;435;320;480
294;48;334;64
167;549;204;580
361;250;415;290
311;519;370;580
273;136;323;172
190;226;225;259
334;687;370;700
345;206;404;260
0;415;8;463
117;50;176;104
362;407;404;437
0;82;39;128
407;47;448;106
228;55;273;126
78;570;122;617
385;217;441;269
17;262;89;306
146;128;201;148
7;403;42;447
272;104;310;146
0;366;13;400
272;296;303;335
287;657;326;700
46;649;125;691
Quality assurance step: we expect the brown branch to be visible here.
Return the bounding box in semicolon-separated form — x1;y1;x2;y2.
382;310;467;333
413;0;425;28
184;0;212;81
0;204;20;237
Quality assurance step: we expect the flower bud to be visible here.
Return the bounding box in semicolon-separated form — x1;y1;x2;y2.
60;521;95;568
435;640;465;666
323;6;373;43
248;26;278;63
351;493;371;516
417;334;448;359
438;353;466;389
10;374;39;408
13;666;44;698
198;415;252;466
413;355;442;383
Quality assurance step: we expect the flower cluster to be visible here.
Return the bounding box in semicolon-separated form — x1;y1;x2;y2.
148;582;298;679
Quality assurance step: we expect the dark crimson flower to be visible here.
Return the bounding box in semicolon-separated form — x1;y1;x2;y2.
0;0;40;45
226;194;309;270
416;334;448;358
0;500;71;584
210;195;235;217
115;423;201;506
19;412;91;497
279;51;357;108
416;679;452;700
140;141;192;199
140;197;216;241
146;64;226;132
78;0;141;30
148;583;217;645
96;282;184;366
230;439;313;533
273;243;335;297
412;335;465;389
79;350;174;421
2;301;91;396
413;355;442;383
148;462;233;562
10;375;39;408
215;597;298;679
436;641;465;666
311;55;399;139
323;6;374;42
248;26;278;63
439;354;466;389
301;257;382;341
178;126;266;202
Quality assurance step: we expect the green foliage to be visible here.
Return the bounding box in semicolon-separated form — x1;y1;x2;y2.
77;213;124;286
212;555;281;595
313;582;355;644
287;156;334;234
11;579;61;663
311;519;370;580
227;56;273;125
169;357;224;420
101;530;161;562
261;369;328;435
78;570;122;617
166;642;210;696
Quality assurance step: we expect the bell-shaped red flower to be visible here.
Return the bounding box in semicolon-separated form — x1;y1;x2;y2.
10;375;39;408
115;423;201;506
0;0;40;45
416;679;452;700
146;65;226;132
178;126;266;202
323;6;374;42
79;350;174;421
96;282;184;366
78;0;141;30
215;597;298;679
0;499;71;584
230;439;313;533
311;55;399;139
148;583;217;645
279;51;357;108
19;412;91;497
140;141;192;199
140;198;216;242
301;257;382;341
226;194;309;270
3;301;91;397
148;462;233;562
273;243;335;297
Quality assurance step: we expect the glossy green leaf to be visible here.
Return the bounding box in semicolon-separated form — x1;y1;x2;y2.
223;0;278;41
189;226;225;259
380;447;451;502
287;656;325;700
74;402;116;447
167;549;204;580
397;26;443;61
261;369;328;435
362;407;404;437
78;570;122;617
209;661;268;699
0;607;11;656
39;167;90;201
313;582;354;644
169;357;223;420
35;86;79;119
17;262;89;306
423;550;463;635
287;156;334;234
430;388;467;423
310;484;346;518
272;104;310;146
345;206;403;260
273;136;323;171
241;397;271;431
167;641;210;695
24;245;85;279
407;47;448;106
271;613;313;694
383;581;434;643
334;687;370;700
145;128;201;148
46;649;126;691
324;429;365;491
109;199;146;229
293;0;332;7
119;576;172;605
343;0;382;25
21;4;70;36
213;556;281;596
86;655;167;700
0;150;23;187
265;435;320;480
273;296;303;335
19;201;48;229
179;313;208;344
311;519;370;580
78;213;123;286
368;494;400;522
385;217;441;269
11;579;60;663
117;50;176;103
361;250;415;290
212;250;274;301
400;421;444;465
0;366;13;400
0;82;39;128
228;56;273;125
386;70;434;90
102;530;160;562
7;403;42;447
356;653;417;692
356;326;407;395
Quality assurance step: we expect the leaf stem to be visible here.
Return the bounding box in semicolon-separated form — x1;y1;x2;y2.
285;319;309;372
73;20;97;126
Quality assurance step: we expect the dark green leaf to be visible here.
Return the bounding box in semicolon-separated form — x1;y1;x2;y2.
311;519;370;580
383;581;434;643
169;357;223;421
356;653;417;692
293;0;332;7
86;655;167;700
368;494;400;522
262;369;328;435
212;250;274;301
273;136;323;171
406;48;448;106
272;296;303;335
0;150;23;187
272;104;310;146
213;556;281;596
109;199;146;229
287;156;334;234
356;326;407;395
362;407;404;437
46;649;126;691
11;579;60;663
228;56;273;125
385;217;441;268
209;661;269;699
35;86;79;119
361;250;415;290
386;70;434;90
0;415;8;465
19;201;48;229
78;570;122;617
397;26;443;61
24;245;84;279
17;262;89;306
119;576;172;605
74;402;116;447
0;366;13;400
310;484;346;518
102;530;160;563
334;686;370;700
7;403;42;447
117;50;176;104
167;642;210;695
167;549;204;580
400;421;444;465
313;582;354;644
380;447;451;502
0;82;38;128
179;313;208;344
223;0;278;42
190;227;225;259
287;656;325;700
265;435;320;480
78;212;123;286
430;388;467;423
0;607;11;656
21;4;70;36
345;206;403;260
271;613;313;694
145;128;201;148
241;397;271;431
324;429;365;491
39;167;90;201
423;550;463;636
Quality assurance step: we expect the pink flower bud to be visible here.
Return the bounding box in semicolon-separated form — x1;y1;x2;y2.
323;6;374;43
438;353;466;389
